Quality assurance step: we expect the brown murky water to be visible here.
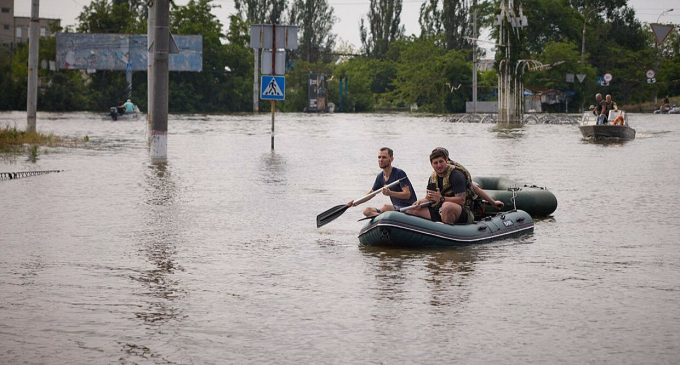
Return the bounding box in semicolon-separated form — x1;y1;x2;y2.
1;111;679;364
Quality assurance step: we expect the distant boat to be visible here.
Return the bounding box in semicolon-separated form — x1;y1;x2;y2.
108;105;141;121
653;106;680;114
579;110;635;141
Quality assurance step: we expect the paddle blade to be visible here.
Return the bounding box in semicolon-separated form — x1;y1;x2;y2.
316;204;350;228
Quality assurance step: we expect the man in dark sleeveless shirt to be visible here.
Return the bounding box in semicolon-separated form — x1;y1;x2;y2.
348;147;417;217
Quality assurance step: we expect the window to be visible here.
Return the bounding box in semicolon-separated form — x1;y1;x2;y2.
40;27;46;36
3;24;9;30
15;27;21;38
1;8;11;13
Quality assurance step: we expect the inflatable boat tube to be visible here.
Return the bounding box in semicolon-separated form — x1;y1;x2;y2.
358;210;534;248
473;176;557;217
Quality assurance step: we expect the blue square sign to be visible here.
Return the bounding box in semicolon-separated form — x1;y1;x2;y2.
260;75;285;101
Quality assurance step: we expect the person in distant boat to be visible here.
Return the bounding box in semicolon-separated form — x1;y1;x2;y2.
406;148;503;225
592;93;603;115
603;94;623;125
348;147;417;217
603;94;618;114
122;99;136;113
593;93;607;124
115;100;126;114
661;96;671;113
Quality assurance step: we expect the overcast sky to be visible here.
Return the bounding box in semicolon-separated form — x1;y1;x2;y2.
14;0;680;53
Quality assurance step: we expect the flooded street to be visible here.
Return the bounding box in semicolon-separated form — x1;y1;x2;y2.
1;111;679;364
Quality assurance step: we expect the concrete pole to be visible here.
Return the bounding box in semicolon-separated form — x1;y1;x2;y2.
147;2;155;142
149;0;169;162
26;0;39;133
472;0;478;113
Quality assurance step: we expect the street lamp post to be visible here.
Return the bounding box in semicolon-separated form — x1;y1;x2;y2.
656;8;674;23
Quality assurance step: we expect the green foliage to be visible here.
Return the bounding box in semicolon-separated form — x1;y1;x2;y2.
0;126;62;152
331;57;383;111
0;47;18;109
77;0;145;33
441;0;472;50
360;0;405;58
1;0;678;114
234;0;287;24
288;0;336;63
390;37;470;112
169;0;229;112
223;15;255;111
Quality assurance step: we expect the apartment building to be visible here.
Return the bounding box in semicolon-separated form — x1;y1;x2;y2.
0;0;61;47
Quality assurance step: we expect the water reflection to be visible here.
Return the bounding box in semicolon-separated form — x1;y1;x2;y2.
493;124;526;139
581;138;633;146
360;246;480;307
259;152;287;186
128;162;186;356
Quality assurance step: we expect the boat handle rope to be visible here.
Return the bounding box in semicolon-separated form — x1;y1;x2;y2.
507;187;519;211
0;170;63;181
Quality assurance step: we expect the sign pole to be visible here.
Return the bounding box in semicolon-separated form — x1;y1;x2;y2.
251;24;296;151
271;101;276;150
271;23;276;151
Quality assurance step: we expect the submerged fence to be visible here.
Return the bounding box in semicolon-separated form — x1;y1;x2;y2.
0;170;63;181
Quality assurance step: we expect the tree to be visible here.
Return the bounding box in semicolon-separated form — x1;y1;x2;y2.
223;15;256;111
77;0;145;33
288;0;336;63
441;0;471;50
359;0;405;58
417;0;471;50
169;0;229;112
418;0;443;38
391;37;470;112
234;0;288;24
0;46;19;110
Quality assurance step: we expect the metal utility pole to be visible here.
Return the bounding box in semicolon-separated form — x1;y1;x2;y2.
26;0;39;133
149;0;169;162
497;0;528;125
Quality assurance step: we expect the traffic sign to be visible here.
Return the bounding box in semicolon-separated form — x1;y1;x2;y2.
603;73;613;82
646;69;655;79
260;75;285;100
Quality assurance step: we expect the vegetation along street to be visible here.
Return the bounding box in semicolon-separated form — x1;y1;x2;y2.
1;0;679;114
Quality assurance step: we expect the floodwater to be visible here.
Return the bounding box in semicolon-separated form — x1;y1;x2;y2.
1;111;679;364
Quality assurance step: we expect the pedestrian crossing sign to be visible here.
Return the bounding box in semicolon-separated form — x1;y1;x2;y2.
260;75;285;101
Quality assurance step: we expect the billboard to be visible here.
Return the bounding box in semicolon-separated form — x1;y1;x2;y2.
56;33;202;72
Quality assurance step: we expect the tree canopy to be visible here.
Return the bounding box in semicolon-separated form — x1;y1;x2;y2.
1;0;678;114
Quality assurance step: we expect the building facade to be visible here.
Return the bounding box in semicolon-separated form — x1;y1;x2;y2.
0;0;60;47
0;0;13;45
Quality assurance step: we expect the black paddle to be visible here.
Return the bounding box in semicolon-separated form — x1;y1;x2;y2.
316;178;405;228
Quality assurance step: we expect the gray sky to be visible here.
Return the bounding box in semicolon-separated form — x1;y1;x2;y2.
14;0;680;52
